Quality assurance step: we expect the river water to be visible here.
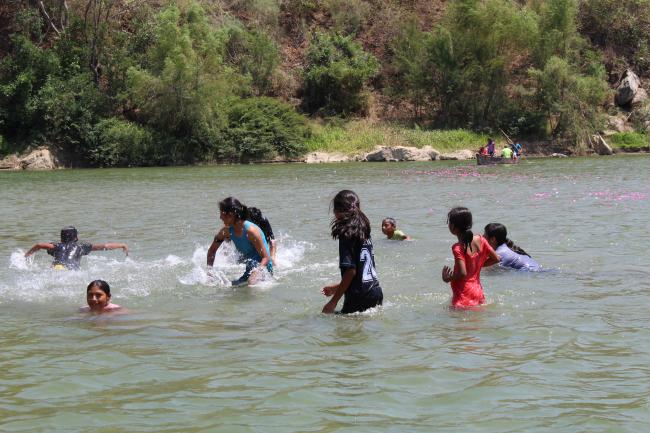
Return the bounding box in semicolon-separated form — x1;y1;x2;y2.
1;155;649;432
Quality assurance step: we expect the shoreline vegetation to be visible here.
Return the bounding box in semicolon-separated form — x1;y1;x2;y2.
2;1;650;169
1;121;648;170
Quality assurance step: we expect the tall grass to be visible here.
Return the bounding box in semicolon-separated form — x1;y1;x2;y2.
608;132;650;148
306;120;491;154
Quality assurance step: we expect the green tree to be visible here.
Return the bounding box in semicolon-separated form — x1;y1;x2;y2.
529;56;607;141
301;32;379;116
125;2;244;162
222;97;310;161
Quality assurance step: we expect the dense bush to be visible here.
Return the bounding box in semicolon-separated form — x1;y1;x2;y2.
301;32;379;116
125;2;244;163
222;97;310;161
88;118;156;167
222;23;280;95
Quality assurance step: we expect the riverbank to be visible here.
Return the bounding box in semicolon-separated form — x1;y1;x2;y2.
1;121;645;169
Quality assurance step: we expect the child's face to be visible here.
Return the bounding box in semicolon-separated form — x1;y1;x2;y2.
381;220;395;236
87;287;110;311
483;232;498;249
220;210;235;226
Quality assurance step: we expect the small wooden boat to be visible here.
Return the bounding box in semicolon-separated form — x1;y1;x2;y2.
476;153;518;165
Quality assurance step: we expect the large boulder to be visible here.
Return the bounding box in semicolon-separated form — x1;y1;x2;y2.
590;135;613;155
364;146;440;162
20;147;59;169
0;147;60;170
615;69;641;106
605;115;633;133
439;149;475;160
304;151;351;163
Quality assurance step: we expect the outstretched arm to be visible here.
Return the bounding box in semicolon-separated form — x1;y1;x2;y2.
207;227;229;267
92;243;129;256
25;243;55;257
322;268;356;314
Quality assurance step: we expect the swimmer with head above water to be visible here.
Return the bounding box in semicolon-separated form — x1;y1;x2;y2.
321;190;383;314
381;217;411;240
24;226;128;270
441;207;500;308
79;280;122;313
483;223;541;271
207;197;273;286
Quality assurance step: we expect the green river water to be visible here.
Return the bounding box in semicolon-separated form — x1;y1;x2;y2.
1;155;649;432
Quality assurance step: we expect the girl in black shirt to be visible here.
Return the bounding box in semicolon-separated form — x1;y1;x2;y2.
321;190;383;314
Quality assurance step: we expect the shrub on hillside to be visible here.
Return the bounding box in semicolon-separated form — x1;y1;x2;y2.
222;23;280;96
126;2;244;163
222;97;310;161
301;32;379;116
88;118;157;167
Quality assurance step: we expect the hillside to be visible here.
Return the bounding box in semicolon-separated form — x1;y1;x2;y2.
1;0;650;166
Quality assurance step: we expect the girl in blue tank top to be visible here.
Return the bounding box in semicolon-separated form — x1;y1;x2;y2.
207;197;273;285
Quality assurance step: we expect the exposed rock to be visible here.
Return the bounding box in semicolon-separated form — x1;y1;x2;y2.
0;147;60;170
439;149;475;160
632;87;649;107
615;69;641;106
20;147;59;169
590;135;613;156
606;115;633;133
304;151;351;163
0;154;20;170
551;153;568;158
364;145;440;162
645;120;650;132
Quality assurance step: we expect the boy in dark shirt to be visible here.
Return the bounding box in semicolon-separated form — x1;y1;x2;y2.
25;226;128;270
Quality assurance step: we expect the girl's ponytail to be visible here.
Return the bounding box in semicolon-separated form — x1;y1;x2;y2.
461;229;474;253
506;238;530;257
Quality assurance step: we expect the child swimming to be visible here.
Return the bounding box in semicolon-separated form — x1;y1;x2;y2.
441;207;499;308
79;280;122;313
24;226;129;270
484;223;541;271
381;217;411;240
207;197;273;286
321;190;383;314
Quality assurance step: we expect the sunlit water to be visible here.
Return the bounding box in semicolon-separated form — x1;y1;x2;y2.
1;156;650;432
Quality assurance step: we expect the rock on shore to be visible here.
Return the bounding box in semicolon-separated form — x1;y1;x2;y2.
364;146;440;162
0;147;60;170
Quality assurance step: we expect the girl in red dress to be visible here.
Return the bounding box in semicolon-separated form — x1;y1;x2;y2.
441;207;500;308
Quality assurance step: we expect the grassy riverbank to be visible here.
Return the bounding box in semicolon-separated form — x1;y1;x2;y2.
306;121;490;155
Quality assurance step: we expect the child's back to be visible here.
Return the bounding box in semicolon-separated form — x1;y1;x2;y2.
450;235;493;307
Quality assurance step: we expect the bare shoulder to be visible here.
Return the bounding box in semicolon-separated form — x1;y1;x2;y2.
216;226;230;241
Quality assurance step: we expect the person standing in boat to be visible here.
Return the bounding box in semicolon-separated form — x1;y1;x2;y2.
207;197;273;286
487;138;496;157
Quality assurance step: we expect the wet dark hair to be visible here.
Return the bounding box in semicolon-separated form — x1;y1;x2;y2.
219;197;248;221
447;207;474;253
87;279;111;296
248;207;272;243
248;207;264;225
484;223;531;257
330;190;371;241
61;226;78;243
382;217;397;227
